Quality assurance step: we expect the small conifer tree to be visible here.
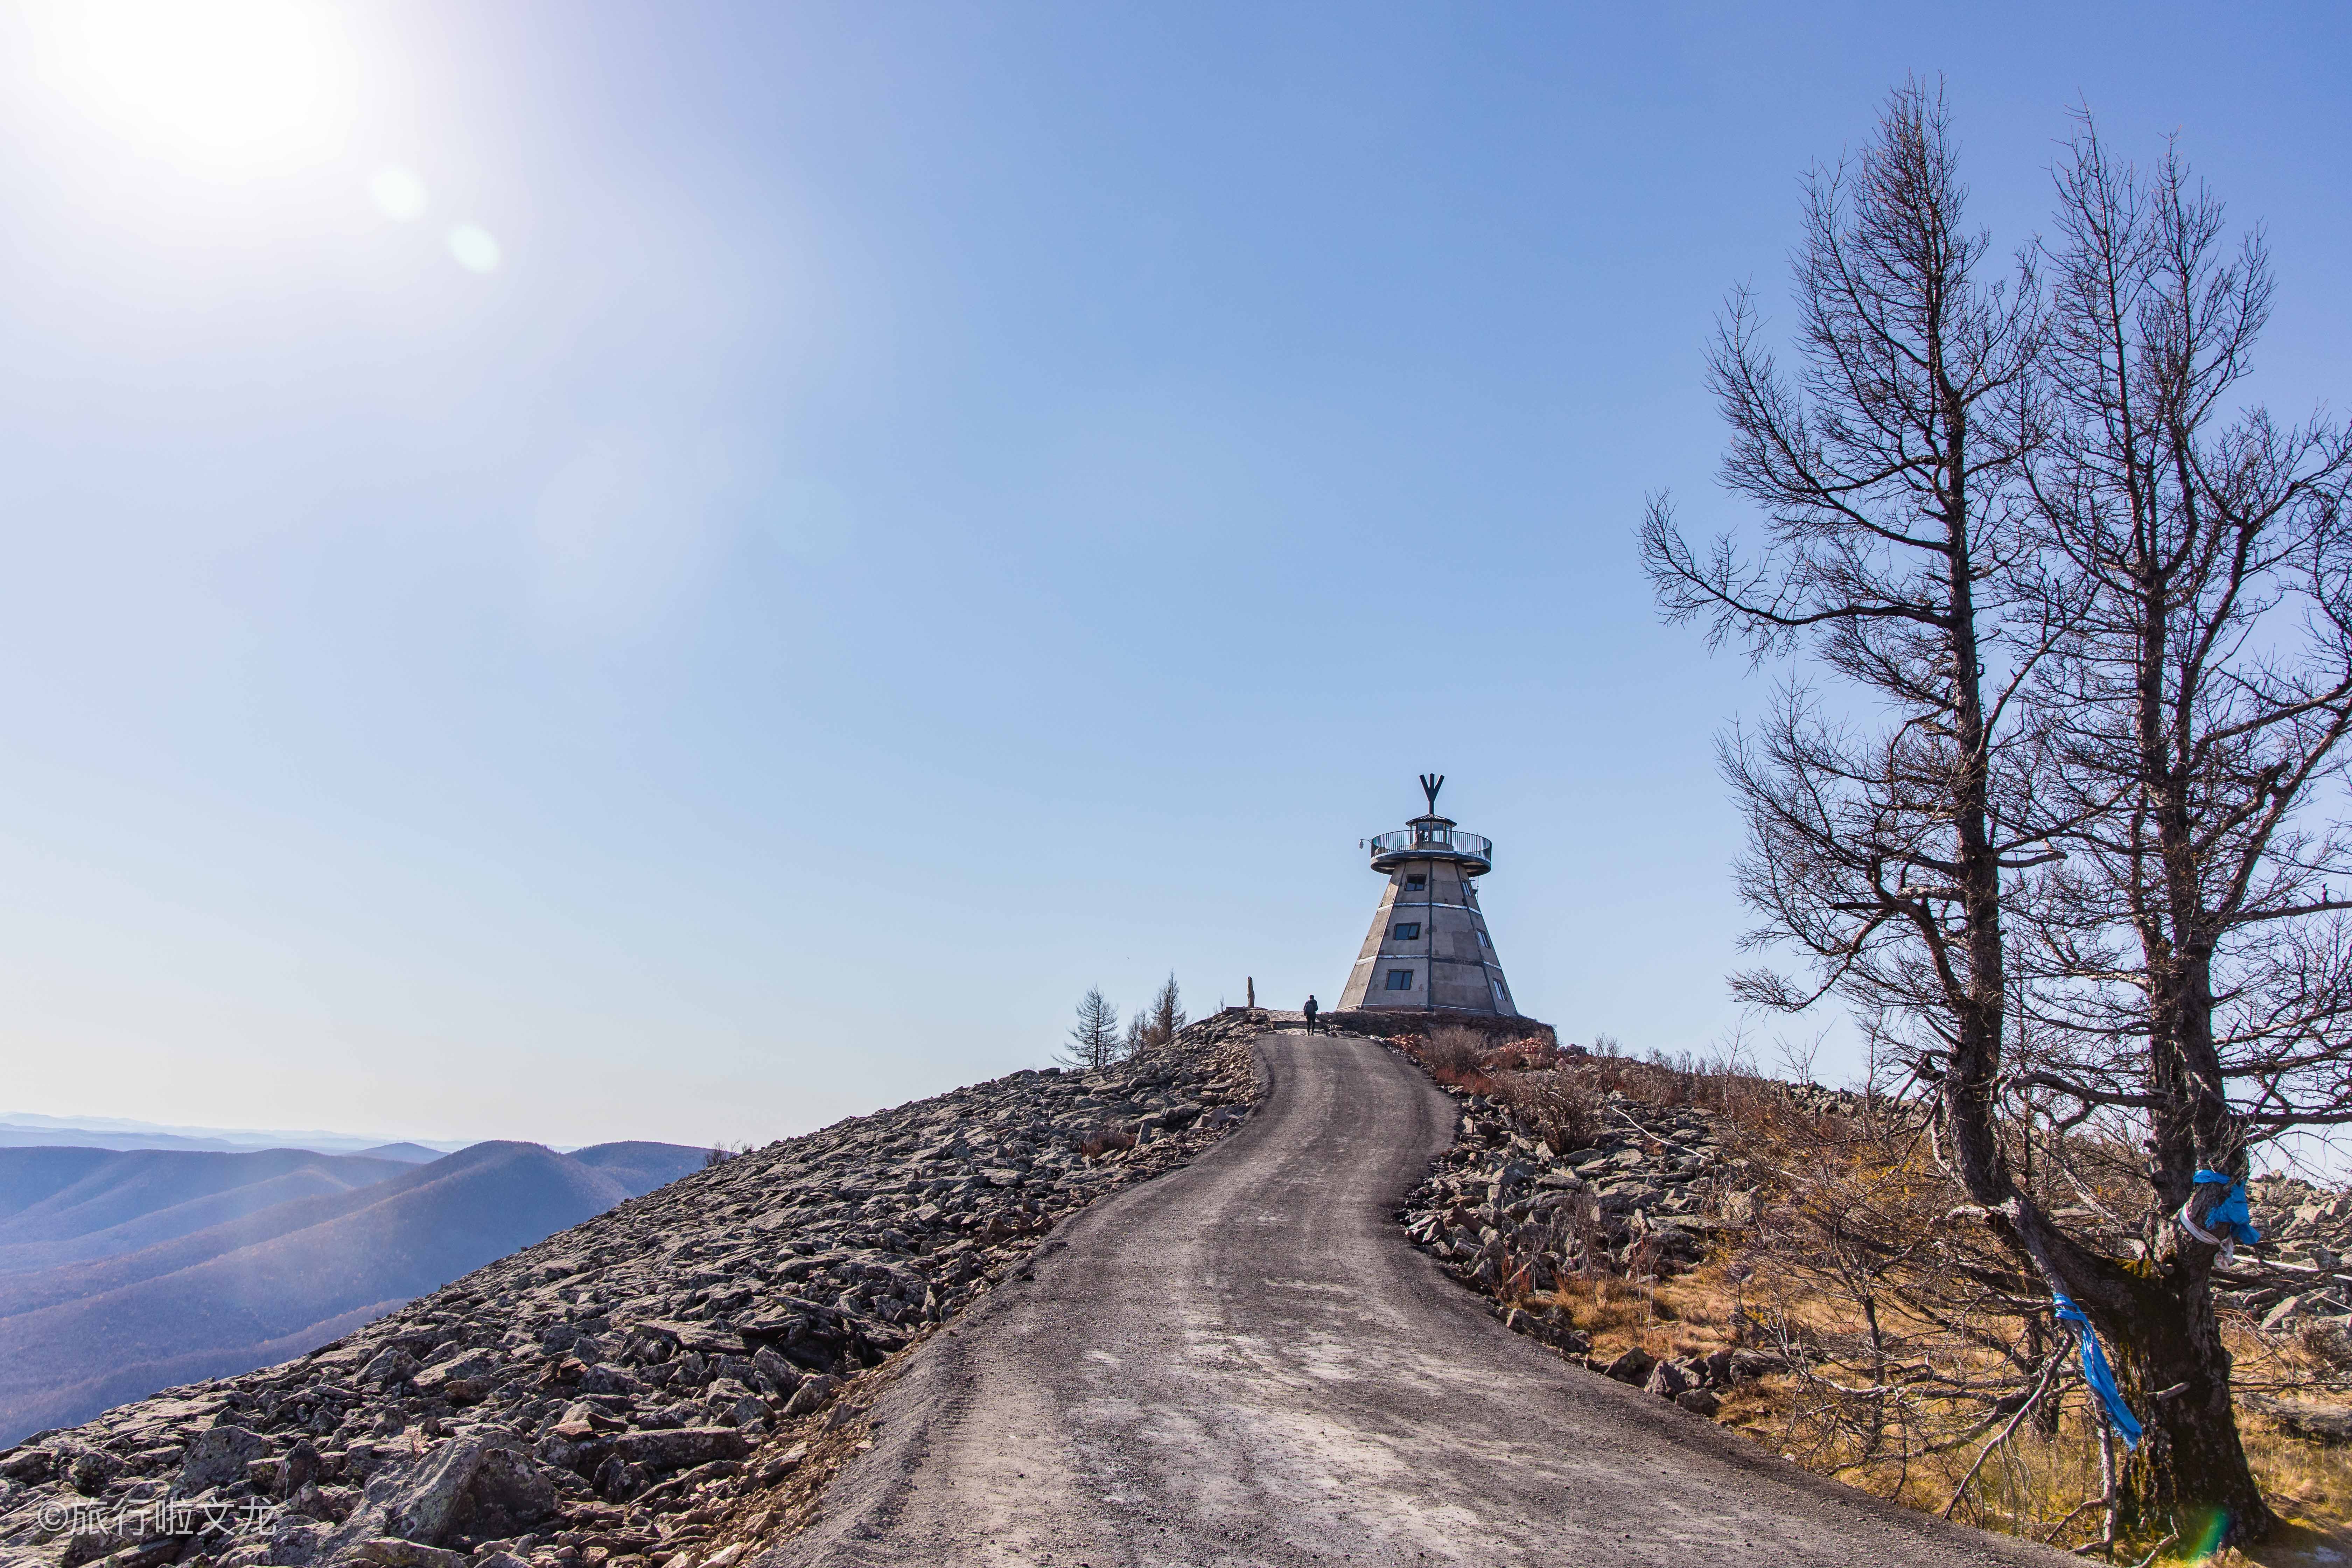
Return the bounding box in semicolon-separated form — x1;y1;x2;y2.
1060;986;1122;1072
1141;971;1186;1051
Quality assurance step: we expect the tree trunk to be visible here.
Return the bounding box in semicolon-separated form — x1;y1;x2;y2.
2096;1265;2275;1547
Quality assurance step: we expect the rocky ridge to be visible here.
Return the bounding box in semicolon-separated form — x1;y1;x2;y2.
0;1015;1262;1568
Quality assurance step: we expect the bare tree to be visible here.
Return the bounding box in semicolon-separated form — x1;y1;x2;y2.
1640;72;2060;1351
1060;986;1124;1073
1651;82;2352;1545
1139;972;1187;1052
2002;118;2352;1537
1635;75;2248;1521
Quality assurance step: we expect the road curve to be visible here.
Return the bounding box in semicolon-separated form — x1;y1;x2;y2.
774;1030;2065;1567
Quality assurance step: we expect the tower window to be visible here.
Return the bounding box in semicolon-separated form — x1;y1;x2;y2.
1478;929;1491;948
1385;969;1415;991
1492;978;1507;1004
1393;922;1421;940
1405;875;1426;890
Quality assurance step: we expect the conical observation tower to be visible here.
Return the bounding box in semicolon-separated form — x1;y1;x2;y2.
1339;775;1521;1017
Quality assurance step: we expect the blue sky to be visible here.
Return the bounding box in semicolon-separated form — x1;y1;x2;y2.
0;3;2344;1148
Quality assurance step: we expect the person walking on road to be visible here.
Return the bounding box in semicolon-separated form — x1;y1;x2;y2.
1303;994;1320;1034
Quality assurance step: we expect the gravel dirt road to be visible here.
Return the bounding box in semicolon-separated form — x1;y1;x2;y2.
773;1029;2066;1566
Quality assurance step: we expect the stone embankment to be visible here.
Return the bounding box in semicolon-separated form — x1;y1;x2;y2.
0;1016;1262;1568
1398;1060;1822;1416
1395;1045;2352;1414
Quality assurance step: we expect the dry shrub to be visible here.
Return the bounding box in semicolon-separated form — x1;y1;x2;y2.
1489;1068;1602;1153
1411;1027;1577;1098
1699;1087;2352;1558
1489;1035;1566;1071
1572;1047;1779;1119
1545;1274;1659;1345
1076;1125;1137;1158
1547;1262;1753;1364
1399;1027;1778;1146
1419;1025;1487;1082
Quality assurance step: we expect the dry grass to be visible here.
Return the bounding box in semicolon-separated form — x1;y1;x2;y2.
2238;1421;2352;1538
1528;1261;2143;1547
1533;1267;1746;1363
1712;1105;2352;1561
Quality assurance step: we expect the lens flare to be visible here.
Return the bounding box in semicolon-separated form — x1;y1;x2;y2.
2183;1507;2230;1562
447;224;502;274
370;165;428;221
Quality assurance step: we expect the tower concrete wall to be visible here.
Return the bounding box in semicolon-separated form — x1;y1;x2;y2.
1337;853;1518;1016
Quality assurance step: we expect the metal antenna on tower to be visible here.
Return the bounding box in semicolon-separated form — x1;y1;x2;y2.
1419;773;1444;815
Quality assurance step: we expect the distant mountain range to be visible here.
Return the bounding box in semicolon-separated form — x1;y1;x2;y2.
356;1143;446;1163
0;1139;708;1445
0;1147;416;1274
0;1112;475;1158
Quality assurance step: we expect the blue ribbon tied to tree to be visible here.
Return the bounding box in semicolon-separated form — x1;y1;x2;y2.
2192;1169;2261;1244
2052;1292;2142;1450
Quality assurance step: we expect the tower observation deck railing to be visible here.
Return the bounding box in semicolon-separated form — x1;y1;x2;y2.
1368;827;1493;872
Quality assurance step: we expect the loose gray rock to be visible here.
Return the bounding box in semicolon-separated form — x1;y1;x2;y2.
350;1539;466;1568
1392;1042;1779;1403
358;1348;419;1387
750;1345;802;1398
779;1374;839;1419
282;1438;322;1496
383;1434;554;1545
2246;1395;2352;1444
1644;1360;1693;1400
608;1427;749;1469
179;1424;268;1491
575;1363;643;1396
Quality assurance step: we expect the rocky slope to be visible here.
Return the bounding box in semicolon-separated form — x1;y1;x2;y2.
0;1014;1261;1568
2222;1176;2352;1330
1393;1044;2352;1415
0;1144;710;1447
1395;1064;1784;1411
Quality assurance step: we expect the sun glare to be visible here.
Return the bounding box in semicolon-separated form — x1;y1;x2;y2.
47;0;355;175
